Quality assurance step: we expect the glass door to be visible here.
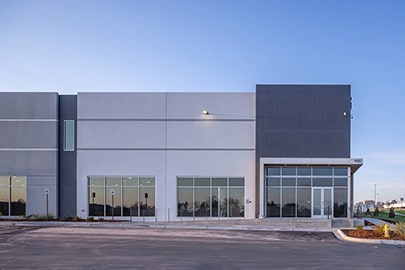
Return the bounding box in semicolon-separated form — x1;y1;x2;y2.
211;186;228;217
312;187;332;218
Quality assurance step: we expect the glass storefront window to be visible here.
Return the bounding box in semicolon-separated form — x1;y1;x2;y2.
123;177;138;187
89;176;155;217
177;177;245;218
282;188;296;217
106;186;121;216
178;187;193;216
282;178;296;186
267;178;280;186
106;177;120;187
140;186;155;216
267;187;280;217
0;176;10;216
312;178;333;187
334;168;348;176
313;167;333;176
297;167;311;176
212;178;227;187
297;178;311;186
140;177;155;186
178;178;193;186
194;187;210;217
334;188;348;218
229;178;244;186
229;187;244;217
265;166;350;218
334;178;348;187
0;176;26;216
297;188;311;217
195;178;210;186
282;167;296;176
123;186;138;216
266;168;280;176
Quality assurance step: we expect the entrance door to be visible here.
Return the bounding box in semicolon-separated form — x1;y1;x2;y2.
312;188;332;218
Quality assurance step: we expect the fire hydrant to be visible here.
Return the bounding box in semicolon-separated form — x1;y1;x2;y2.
384;224;390;238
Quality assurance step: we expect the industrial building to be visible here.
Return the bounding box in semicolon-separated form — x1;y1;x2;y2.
0;85;362;222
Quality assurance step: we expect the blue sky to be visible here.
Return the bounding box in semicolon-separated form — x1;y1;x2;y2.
1;0;404;203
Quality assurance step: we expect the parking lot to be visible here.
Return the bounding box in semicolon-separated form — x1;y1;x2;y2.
0;225;404;269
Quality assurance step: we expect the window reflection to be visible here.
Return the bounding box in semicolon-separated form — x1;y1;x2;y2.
267;187;280;217
88;176;155;217
282;188;296;217
266;166;350;218
297;188;311;217
177;177;245;218
334;188;348;218
0;176;26;216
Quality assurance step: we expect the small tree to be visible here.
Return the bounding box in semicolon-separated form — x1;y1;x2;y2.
373;207;380;216
389;207;396;218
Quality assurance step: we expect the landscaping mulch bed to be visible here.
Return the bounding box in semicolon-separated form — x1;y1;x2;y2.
343;229;405;241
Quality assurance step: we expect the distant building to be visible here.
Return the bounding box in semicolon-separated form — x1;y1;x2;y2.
364;200;375;211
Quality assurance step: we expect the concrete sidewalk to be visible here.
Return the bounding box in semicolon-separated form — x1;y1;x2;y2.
0;219;333;232
1;219;404;246
364;217;396;229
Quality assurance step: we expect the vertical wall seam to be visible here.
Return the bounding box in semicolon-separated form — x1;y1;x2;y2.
165;93;168;220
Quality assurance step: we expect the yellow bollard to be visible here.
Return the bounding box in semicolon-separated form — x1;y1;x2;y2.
384;224;390;238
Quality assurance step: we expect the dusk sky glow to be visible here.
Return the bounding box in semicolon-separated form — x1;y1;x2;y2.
1;0;404;203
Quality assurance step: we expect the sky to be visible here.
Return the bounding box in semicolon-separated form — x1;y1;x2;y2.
1;0;404;203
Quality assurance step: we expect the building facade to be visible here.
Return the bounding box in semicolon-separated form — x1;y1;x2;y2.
0;85;362;222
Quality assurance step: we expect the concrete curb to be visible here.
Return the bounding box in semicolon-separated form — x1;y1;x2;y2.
333;229;405;246
0;221;332;232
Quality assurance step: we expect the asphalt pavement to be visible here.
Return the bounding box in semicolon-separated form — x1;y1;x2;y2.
0;225;404;269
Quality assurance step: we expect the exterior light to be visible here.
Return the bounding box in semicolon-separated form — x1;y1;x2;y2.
202;110;209;115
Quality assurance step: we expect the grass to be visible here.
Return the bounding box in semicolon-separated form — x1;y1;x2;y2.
364;211;405;224
396;210;405;215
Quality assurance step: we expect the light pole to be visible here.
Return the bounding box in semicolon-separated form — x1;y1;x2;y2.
374;184;377;207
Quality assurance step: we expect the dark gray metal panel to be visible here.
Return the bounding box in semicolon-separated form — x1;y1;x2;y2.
58;95;77;217
0;121;58;148
256;85;351;159
0;93;58;119
0;151;58;176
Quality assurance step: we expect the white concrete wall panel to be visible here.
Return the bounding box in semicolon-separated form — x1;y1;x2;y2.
76;150;166;218
167;121;255;149
78;93;166;120
77;92;257;220
77;121;165;149
166;150;256;219
167;92;255;120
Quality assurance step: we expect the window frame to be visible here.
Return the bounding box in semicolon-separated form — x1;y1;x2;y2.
64;120;75;151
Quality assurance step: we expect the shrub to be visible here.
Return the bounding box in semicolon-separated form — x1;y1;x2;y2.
86;216;94;222
72;216;81;222
98;216;104;222
373;224;384;236
389;207;396;218
59;216;73;221
25;213;54;221
355;225;363;231
395;222;405;236
373;207;380;216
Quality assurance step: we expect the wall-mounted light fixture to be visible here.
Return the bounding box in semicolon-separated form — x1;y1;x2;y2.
202;110;209;115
